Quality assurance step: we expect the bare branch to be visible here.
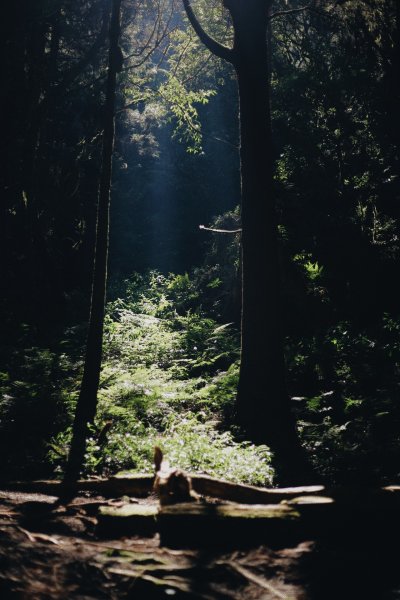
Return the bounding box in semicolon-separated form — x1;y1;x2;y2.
269;3;312;21
182;0;235;63
224;562;287;599
199;225;241;233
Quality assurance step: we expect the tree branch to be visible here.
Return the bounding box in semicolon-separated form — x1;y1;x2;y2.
60;6;110;89
182;0;235;63
199;225;241;233
269;3;312;21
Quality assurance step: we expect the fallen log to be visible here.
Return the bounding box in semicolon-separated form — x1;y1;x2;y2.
97;501;303;546
157;502;302;548
0;476;325;504
2;478;400;508
0;475;154;498
97;491;400;547
97;503;158;537
191;476;324;504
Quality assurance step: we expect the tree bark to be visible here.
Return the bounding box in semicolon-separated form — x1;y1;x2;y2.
64;0;123;484
235;21;286;439
394;0;400;156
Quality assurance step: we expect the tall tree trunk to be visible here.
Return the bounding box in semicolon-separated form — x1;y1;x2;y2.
233;5;306;479
182;0;311;482
64;0;122;484
394;0;400;161
235;33;286;439
21;12;53;323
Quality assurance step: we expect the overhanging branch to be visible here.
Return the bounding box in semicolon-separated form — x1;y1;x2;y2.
182;0;235;63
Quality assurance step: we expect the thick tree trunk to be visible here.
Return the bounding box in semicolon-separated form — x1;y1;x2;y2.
182;0;311;481
231;6;305;479
235;73;288;441
64;0;122;484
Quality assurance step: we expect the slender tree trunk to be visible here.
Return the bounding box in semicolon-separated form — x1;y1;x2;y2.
395;0;400;97
64;0;122;484
21;14;52;322
394;0;400;157
390;0;400;246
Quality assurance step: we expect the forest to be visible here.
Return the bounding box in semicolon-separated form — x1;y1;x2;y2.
1;0;400;598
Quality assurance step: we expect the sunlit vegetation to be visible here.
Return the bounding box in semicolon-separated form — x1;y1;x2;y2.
0;272;274;484
1;265;400;484
2;0;400;485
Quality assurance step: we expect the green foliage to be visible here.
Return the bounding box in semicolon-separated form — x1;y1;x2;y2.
154;416;273;485
124;3;226;154
41;272;269;485
56;414;273;486
0;332;81;478
3;268;400;485
287;313;400;482
159;75;216;153
293;253;325;284
3;0;400;487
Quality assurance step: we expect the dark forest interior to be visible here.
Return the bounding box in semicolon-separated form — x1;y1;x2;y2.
1;0;400;597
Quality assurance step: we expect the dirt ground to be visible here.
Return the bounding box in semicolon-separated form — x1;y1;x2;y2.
0;488;399;599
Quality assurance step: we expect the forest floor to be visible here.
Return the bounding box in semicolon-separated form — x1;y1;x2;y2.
0;487;399;600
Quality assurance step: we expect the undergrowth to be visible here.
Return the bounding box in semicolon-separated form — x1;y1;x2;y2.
11;272;273;485
1;270;400;485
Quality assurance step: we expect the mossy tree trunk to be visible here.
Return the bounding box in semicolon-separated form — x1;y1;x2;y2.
182;0;309;481
64;0;123;484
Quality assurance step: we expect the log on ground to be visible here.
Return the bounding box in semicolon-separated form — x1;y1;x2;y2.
97;503;158;537
157;502;302;548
